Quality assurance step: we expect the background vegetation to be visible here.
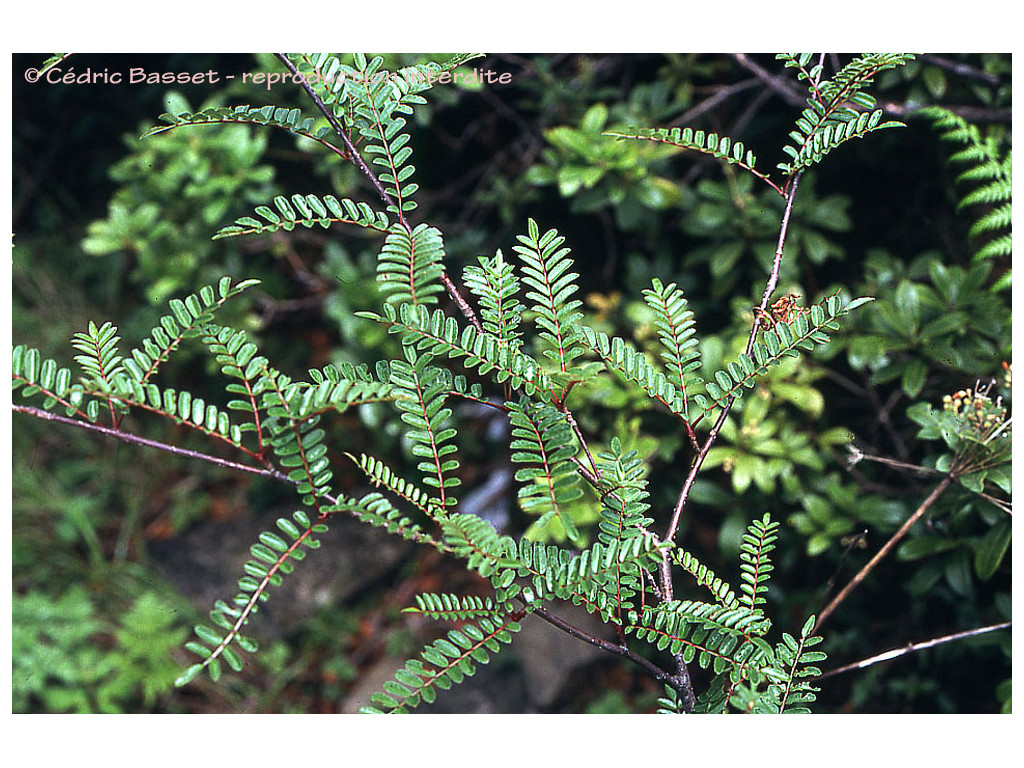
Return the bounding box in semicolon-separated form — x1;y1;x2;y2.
12;52;1011;713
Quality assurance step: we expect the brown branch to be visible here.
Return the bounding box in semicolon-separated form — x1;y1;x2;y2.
13;403;287;481
815;622;1011;681
663;171;803;558
730;53;806;108
814;474;954;632
530;604;695;711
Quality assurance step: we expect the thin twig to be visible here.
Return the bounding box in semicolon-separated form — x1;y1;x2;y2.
730;53;806;108
815;622;1011;681
814;474;954;632
670;78;761;128
13;404;288;482
530;604;695;711
847;445;943;476
662;171;803;557
919;54;1001;86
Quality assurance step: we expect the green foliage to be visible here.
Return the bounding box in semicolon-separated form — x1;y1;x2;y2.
17;51;1009;715
215;192;391;240
176;509;325;685
82;92;277;303
386;347;461;507
730;615;826;714
775;53;912;175
13;588;188;713
359;613;522;713
694;295;871;424
463;250;526;350
527;102;685;227
607;124;769;188
507;396;584;542
920;106;1011;287
512;218;587;376
848;254;1007;398
377;223;447;307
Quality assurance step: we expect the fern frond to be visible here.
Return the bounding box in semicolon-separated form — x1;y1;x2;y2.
507;396;583;542
176;509;325;685
754;615;827;713
692;294;870;424
122;277;260;385
921;106;1011;271
214;193;390;240
388;347;460;508
142;103;349;157
512;219;586;374
367;303;551;399
627;600;773;676
974;232;1012;263
579;325;690;422
360;612;522;713
642;278;702;416
738;513;779;611
462;249;525;351
968;202;1011;240
776;53;912;175
404;592;499;621
377;223;446;307
606;126;773;190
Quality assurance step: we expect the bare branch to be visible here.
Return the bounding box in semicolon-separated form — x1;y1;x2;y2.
814;474;954;632
816;622;1011;680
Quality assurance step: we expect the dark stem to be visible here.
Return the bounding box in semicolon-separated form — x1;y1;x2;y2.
530;604;695;711
656;170;803;707
814;474;954;632
13;404;288;482
815;621;1011;681
663;171;802;558
730;53;806;108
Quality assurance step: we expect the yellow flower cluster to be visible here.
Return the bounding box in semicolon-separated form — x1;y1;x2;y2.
942;384;1008;438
